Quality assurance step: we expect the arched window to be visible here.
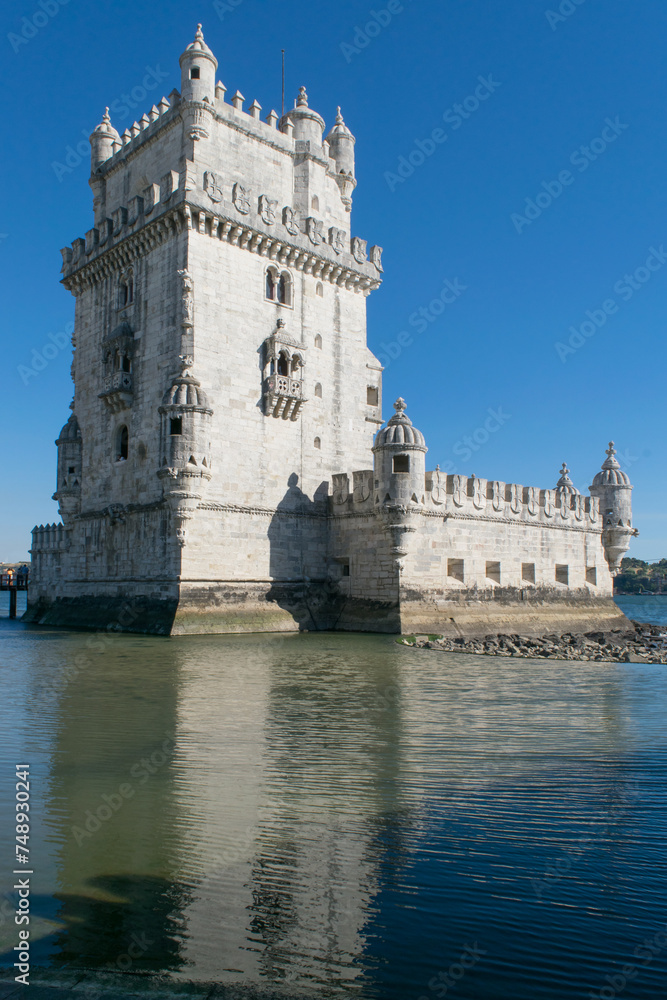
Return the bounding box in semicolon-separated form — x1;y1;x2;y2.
314;334;322;349
116;424;129;462
314;437;321;449
311;195;319;211
121;354;131;373
314;383;322;398
278;271;292;306
266;268;276;301
277;351;289;376
315;282;323;297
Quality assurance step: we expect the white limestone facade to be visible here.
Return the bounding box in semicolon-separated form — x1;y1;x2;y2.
26;27;637;636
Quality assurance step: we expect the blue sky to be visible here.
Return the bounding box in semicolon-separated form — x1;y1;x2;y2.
1;0;665;561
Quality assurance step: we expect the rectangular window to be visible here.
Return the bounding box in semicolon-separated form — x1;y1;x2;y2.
393;454;410;473
555;564;569;585
586;566;597;585
486;561;501;585
170;417;183;435
367;386;379;406
190;67;200;79
448;559;464;583
522;563;535;584
340;558;350;577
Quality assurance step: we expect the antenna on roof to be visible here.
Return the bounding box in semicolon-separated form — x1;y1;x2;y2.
281;49;285;117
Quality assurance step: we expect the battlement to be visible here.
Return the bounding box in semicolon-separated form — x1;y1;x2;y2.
31;523;68;552
333;469;601;530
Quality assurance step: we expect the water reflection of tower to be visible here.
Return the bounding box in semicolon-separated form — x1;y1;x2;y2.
175;634;406;990
41;637;190;972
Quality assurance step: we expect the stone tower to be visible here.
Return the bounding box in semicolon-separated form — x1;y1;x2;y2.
27;25;384;633
26;26;636;637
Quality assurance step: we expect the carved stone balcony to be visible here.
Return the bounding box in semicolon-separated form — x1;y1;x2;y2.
263;375;305;420
99;371;133;413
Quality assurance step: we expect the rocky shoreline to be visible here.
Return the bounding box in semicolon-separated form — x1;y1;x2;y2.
399;620;667;663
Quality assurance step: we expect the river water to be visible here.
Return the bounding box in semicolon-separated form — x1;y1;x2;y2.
1;595;666;998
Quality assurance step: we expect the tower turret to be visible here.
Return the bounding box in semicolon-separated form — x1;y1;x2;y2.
589;442;636;575
89;108;119;172
373;398;427;505
157;371;213;547
179;24;217;105
326;107;357;211
281;86;324;146
52;413;82;525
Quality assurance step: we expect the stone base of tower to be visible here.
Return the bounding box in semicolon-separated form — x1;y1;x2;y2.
23;580;400;636
399;589;630;639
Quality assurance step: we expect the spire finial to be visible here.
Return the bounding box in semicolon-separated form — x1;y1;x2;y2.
560;462;569;476
195;23;204;39
335;106;344;124
102;107;110;123
394;397;407;414
606;441;616;458
297;86;308;107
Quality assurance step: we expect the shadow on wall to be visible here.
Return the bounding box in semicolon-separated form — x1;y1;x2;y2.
267;473;344;630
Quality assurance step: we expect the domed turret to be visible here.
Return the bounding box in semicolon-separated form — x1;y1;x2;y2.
589;442;636;575
326;107;357;211
53;413;82;525
280;87;324;146
90;108;120;172
555;462;579;496
373;398;427;505
157;371;214;545
179;24;217;105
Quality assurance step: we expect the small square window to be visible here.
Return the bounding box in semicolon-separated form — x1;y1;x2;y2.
68;466;76;474
486;561;501;585
448;559;464;583
555;564;569;585
190;67;200;79
170;417;183;435
393;454;410;473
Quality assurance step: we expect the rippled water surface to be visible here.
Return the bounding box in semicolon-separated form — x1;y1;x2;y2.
1;598;667;998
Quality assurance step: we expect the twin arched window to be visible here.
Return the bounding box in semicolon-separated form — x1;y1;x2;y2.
266;267;292;306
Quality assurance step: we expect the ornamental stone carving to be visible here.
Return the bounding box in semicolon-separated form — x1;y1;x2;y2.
283;206;300;235
351;237;367;263
232;182;250;214
329;227;346;254
259;195;278;225
306;217;324;245
204;170;223;202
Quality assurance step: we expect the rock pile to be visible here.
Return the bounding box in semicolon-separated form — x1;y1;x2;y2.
400;621;667;663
